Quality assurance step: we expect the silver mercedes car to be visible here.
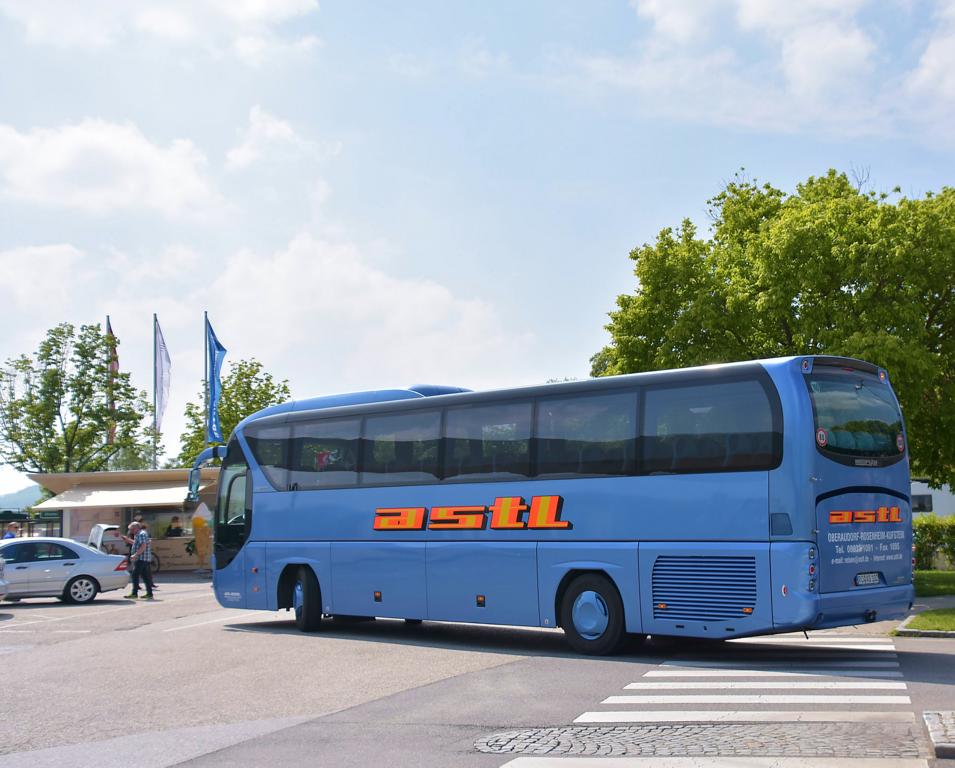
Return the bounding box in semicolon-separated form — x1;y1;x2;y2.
0;537;129;603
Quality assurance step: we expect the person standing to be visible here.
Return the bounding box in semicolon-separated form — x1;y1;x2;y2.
2;522;19;539
125;522;155;600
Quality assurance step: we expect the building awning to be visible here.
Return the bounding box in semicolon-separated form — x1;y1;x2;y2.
33;481;212;511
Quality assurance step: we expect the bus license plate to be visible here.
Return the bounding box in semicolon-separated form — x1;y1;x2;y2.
855;572;880;586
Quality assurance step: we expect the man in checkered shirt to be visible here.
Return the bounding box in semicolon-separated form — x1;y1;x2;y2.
125;522;155;600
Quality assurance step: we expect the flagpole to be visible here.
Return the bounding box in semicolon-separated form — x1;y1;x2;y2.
204;311;209;447
153;313;158;470
106;315;112;471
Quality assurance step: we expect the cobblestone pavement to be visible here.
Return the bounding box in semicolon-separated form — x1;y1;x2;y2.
475;722;927;758
476;632;932;762
923;711;955;759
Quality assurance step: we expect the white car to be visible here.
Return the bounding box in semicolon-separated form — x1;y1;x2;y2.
0;554;7;602
0;536;128;604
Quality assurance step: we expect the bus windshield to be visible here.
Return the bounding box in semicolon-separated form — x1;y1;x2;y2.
808;373;903;459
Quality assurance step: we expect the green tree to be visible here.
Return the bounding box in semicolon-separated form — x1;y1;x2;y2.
174;358;291;466
594;170;955;486
0;323;154;473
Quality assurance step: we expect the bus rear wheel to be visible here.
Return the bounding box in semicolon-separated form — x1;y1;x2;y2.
293;566;323;632
559;573;626;656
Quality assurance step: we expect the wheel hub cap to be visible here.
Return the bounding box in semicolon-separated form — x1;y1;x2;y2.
572;590;609;640
293;581;304;618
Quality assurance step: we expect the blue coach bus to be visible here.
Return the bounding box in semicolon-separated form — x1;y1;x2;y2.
193;356;913;655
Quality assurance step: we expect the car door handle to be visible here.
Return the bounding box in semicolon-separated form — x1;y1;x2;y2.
63;562;76;567
15;566;27;570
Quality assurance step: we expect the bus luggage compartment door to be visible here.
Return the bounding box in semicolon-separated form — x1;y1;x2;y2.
815;490;911;594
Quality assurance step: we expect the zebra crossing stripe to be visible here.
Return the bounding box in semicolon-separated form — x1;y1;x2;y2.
644;668;904;678
660;659;899;669
623;681;907;690
724;644;895;652
601;694;911;705
729;635;894;643
499;755;928;766
572;710;917;724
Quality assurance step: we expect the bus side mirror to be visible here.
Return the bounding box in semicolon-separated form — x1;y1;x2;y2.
186;467;201;502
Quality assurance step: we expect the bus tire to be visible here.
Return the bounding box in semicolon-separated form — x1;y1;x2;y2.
559;573;626;656
293;566;323;632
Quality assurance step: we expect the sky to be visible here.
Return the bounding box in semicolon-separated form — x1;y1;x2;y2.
0;0;953;494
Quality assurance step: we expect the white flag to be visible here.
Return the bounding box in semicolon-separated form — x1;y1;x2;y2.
154;317;172;433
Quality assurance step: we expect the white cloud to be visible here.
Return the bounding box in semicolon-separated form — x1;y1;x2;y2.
906;0;955;126
0;0;320;64
631;0;722;42
388;52;434;79
0;119;220;217
568;0;899;137
459;38;510;79
0;234;536;486
0;244;84;308
226;106;321;171
211;234;533;390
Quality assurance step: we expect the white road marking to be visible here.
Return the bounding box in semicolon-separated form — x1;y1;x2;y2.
5;604;134;628
602;694;911;705
52;629;91;634
725;643;895;652
573;710;917;724
163;613;252;632
730;636;894;644
623;681;908;690
661;659;899;669
500;756;928;766
0;629;35;633
644;668;904;678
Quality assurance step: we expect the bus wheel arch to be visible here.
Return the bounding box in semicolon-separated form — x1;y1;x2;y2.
278;564;324;632
556;570;627;655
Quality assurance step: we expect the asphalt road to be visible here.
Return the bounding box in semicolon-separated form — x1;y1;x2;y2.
1;575;952;768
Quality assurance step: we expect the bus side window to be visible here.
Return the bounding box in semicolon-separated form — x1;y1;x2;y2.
444;402;532;481
536;391;636;477
244;423;290;490
361;410;441;485
290;418;360;489
641;380;774;474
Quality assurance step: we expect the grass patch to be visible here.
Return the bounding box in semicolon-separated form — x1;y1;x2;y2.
907;608;955;632
914;570;955;596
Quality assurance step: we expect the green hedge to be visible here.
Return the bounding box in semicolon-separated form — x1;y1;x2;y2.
913;515;955;570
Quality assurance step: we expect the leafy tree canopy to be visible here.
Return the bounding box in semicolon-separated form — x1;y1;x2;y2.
593;170;955;486
0;323;154;474
174;358;291;466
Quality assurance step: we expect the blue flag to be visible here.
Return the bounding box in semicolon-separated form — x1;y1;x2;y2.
206;318;227;443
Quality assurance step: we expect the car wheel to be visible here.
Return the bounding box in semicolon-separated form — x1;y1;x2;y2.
559;573;626;656
293;566;322;632
65;576;99;604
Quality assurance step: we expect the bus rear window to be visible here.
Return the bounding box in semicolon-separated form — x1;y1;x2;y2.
808;374;903;460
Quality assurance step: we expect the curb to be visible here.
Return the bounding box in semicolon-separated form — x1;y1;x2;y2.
894;614;955;638
924;712;955;760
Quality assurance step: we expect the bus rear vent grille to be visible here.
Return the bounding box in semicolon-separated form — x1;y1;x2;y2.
652;555;757;621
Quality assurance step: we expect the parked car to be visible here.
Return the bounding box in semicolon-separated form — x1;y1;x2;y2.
0;536;128;603
86;524;161;574
0;554;7;602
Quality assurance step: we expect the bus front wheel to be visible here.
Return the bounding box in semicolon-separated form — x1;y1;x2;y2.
293;566;323;632
559;573;626;656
